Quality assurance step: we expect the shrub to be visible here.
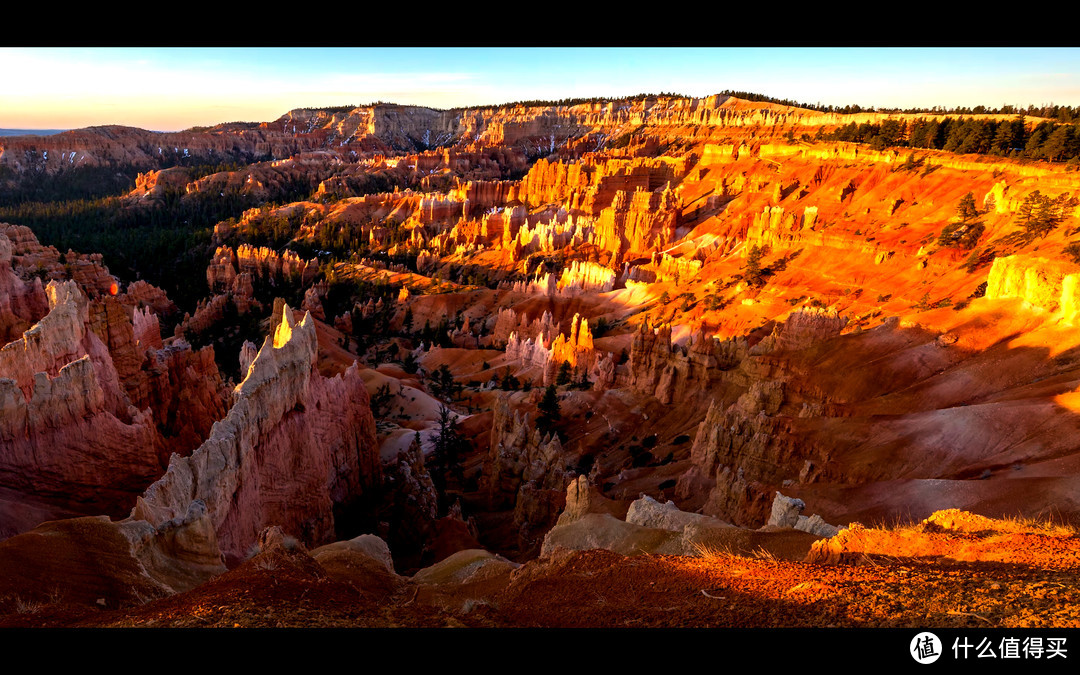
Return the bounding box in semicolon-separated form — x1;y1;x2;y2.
1065;241;1080;265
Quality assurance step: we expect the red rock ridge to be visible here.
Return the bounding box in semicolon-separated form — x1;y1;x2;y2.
131;304;381;561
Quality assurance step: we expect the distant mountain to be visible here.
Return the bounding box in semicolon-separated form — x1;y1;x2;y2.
0;128;67;137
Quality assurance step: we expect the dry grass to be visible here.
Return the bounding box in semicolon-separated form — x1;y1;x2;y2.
918;509;1079;537
689;541;739;561
13;596;43;614
690;541;779;562
996;514;1078;538
858;510;1079;539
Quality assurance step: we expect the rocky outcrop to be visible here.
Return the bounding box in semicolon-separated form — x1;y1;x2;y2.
628;321;746;404
557;260;617;295
312;533;395;574
505;313;599;385
674;390;803;527
131;306;162;351
130;304;380;561
765;492;840;538
541;487;816;560
301;281;328;321
625;495;732;532
129;166;191;202
0;281;163;517
483;394;571;553
513;155;689;217
540;512;687;558
410;548;519;587
118;498;227;593
0;232;48;344
554;475;629;526
491;308;559;347
484;395;568;508
377;434;439;566
209;243;318;295
986;254;1080;323
593;185;681;263
137;341;229;462
629;251;703;285
310;533;403;596
501;212;593;260
0;511;223;611
88;295;148;405
1;224;115;300
751;308;848;355
120;280;176;323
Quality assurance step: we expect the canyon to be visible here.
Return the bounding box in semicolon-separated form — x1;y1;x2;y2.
2;93;1080;628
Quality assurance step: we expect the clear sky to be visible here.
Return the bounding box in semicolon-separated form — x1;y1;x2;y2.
2;47;1079;132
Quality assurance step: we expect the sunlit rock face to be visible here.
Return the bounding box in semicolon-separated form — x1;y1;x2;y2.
985;254;1080;322
131;304;381;562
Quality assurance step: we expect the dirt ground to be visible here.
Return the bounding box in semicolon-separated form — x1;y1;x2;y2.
7;523;1080;630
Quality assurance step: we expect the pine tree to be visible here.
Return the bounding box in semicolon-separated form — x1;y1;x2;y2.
500;368;519;391
744;244;767;287
429;404;467;506
1041;125;1073;162
537;385;561;437
556;360;573;386
956;192;979;222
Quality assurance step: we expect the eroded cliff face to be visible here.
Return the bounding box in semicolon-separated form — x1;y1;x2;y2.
0;280;162;518
131;304;380;561
482;394;571;554
627;321;746;405
0;233;48;344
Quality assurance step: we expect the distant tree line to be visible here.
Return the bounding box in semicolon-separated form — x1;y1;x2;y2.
449;92;690;112
814;116;1080;162
718;90;1080;122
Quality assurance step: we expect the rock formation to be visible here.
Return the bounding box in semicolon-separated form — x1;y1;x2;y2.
130;304;380;561
504;313;599;385
628;321;746;404
0;232;47;344
377;434;440;567
0;280;162;519
765;492;840;538
483;395;571;553
986;254;1080;323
